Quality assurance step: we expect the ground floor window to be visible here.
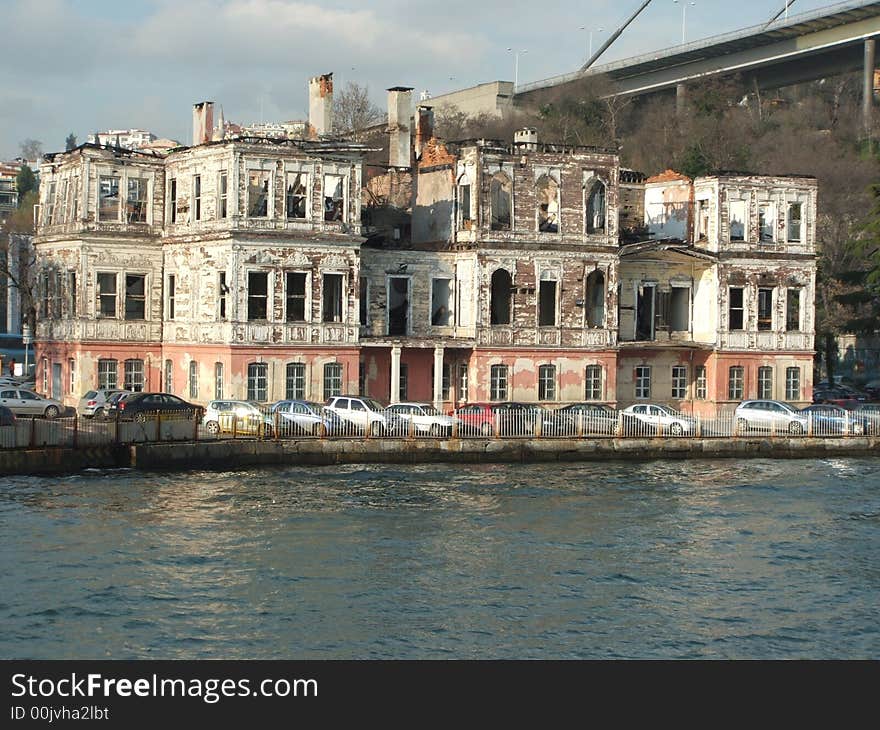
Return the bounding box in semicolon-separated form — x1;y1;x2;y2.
671;366;687;399
68;359;76;395
538;364;556;401
164;359;173;393
694;366;707;400
248;362;268;401
728;366;744;400
124;358;144;392
441;363;450;401
286;362;306;400
398;364;409;401
758;366;773;400
585;365;603;401
189;361;199;400
98;359;118;389
215;362;224;400
458;364;468;402
324;363;342;401
490;364;508;401
635;366;651;399
785;367;801;401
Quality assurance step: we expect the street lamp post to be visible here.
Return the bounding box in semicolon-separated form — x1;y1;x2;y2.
579;26;604;65
507;48;528;90
673;0;696;44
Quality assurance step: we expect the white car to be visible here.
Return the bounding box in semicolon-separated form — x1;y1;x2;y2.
385;402;459;436
621;404;694;436
324;395;391;435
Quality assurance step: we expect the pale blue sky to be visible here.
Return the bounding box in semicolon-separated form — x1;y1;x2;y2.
0;0;851;159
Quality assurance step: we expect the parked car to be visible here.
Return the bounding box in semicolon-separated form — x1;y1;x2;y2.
812;386;860;408
202;400;271;435
852;403;880;435
555;403;619;435
77;388;128;418
116;392;204;422
0;405;16;426
102;390;137;419
270;400;343;436
0;388;64;419
734;399;809;435
621;404;695;436
324;395;393;435
385;402;459;436
452;403;497;436
800;404;865;435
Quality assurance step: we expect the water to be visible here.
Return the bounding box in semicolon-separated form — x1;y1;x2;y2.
1;458;878;659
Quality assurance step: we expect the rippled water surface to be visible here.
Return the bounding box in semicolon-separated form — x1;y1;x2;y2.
1;458;879;658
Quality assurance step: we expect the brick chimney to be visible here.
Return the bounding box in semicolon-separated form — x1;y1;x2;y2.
192;101;214;146
387;87;413;168
414;104;434;160
309;73;333;137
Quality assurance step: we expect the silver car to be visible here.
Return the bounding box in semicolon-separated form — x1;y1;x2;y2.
0;388;64;418
77;388;127;418
734;399;809;435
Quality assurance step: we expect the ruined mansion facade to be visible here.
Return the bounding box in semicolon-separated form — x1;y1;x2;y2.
33;79;817;414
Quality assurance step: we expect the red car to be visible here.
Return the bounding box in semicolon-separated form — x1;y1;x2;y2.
451;403;497;436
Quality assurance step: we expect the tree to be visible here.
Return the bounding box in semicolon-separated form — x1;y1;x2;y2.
19;139;43;160
1;190;38;330
65;133;78;151
334;82;384;134
15;165;37;202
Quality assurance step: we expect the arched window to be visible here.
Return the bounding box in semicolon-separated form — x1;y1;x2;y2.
490;172;512;231
585;269;605;328
586;179;606;233
490;269;512;325
536;175;559;233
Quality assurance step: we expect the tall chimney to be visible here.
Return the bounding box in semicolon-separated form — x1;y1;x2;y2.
387;87;413;168
414;105;434;160
309;73;333;137
192;101;214;146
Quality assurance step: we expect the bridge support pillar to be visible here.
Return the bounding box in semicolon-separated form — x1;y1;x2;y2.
676;83;687;116
864;38;876;139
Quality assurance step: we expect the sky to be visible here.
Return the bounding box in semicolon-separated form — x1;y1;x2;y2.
0;0;853;160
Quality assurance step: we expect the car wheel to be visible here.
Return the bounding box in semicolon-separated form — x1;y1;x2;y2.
736;418;748;435
481;421;494;436
670;422;683;436
44;405;60;419
370;421;385;437
788;421;804;435
206;421;220;435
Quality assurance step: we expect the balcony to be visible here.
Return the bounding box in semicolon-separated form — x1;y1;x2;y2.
37;318;163;342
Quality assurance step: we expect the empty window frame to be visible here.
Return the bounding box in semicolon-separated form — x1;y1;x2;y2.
44;181;56;225
538;364;556;401
124;274;146;320
323;174;344;222
323;363;343;400
728;366;744;400
538;279;557;326
247;362;268;401
189;361;199;399
248;170;270;218
670;287;690;331
247;272;269;321
457;183;471;226
758;204;775;242
585;365;603;401
635;366;651;399
219;272;228;320
758;366;773;400
489;172;512;231
694;366;707;400
785;367;801;401
431;279;451;326
490;269;512;325
127;178;148;223
728;287;744;331
124;359;145;392
285;363;306;400
218;171;228;219
786;288;801;331
98;359;118;390
536;175;559;233
359;277;369;326
758;288;773;331
193;174;202;221
787;202;803;242
322;273;344;323
97;273;117;318
169;178;177;223
286;172;307;220
585;270;605;328
214;362;223;400
729;200;746;241
286;272;307;322
672;366;687;399
167;274;176;320
387;276;408;335
165;359;173;393
585;179;606;234
490;364;508;401
98;176;120;222
697;199;709;240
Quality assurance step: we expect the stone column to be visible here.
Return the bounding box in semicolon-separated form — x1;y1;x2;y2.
390;346;401;403
433;346;444;410
864;38;876;139
675;83;687;117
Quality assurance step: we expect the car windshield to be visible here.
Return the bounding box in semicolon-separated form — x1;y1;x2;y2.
655;405;679;415
361;397;384;411
421;406;441;416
